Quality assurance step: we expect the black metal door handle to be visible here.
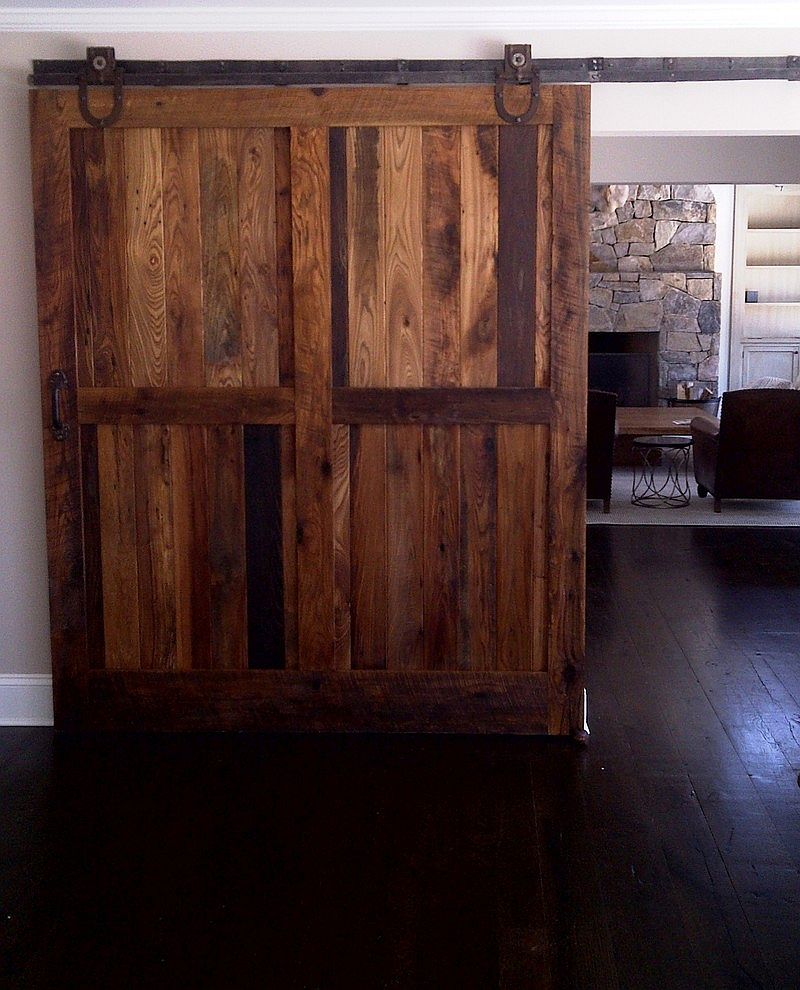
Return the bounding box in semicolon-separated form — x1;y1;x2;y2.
48;370;69;441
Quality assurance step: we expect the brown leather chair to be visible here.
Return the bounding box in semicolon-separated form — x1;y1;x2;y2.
692;388;800;512
587;389;617;513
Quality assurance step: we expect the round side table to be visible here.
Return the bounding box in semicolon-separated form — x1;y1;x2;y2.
631;434;693;508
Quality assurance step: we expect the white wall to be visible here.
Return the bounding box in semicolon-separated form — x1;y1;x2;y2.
3;15;800;720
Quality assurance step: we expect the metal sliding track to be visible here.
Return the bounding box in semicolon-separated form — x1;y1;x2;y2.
30;53;800;88
29;47;800;129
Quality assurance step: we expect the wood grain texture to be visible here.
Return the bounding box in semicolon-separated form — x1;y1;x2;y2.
348;127;386;388
68;129;96;387
170;424;211;670
423;425;460;670
384;127;423;388
29;101;86;723
386;425;424;670
332;423;352;669
535;126;553;388
280;425;299;669
291;126;335;668
329;128;349;388
423;127;461;387
274;127;295;386
531;424;549;674
34;87;555;131
238;128;279;386
161;127;204;387
207;424;248;669
78;386;294;424
459;425;497;671
200;128;242;387
548;86;590;734
497;425;535;672
97;425;140;669
124;128;167;388
460;126;498;388
134;425;177;669
102;129;131;387
498;126;537;387
79;425;105;669
332;387;551;425
244;426;284;668
81;669;550;732
350;425;388;670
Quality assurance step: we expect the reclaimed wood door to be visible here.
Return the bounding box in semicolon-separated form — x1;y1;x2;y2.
30;85;589;733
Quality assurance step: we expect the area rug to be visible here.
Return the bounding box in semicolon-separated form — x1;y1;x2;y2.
588;467;800;526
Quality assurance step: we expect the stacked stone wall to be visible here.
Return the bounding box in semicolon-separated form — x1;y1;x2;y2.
590;184;721;400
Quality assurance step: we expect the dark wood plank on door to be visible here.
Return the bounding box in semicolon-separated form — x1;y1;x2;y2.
497;125;538;387
291;126;335;669
244;425;284;669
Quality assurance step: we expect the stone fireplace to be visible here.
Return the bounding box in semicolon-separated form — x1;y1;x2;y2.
589;184;721;403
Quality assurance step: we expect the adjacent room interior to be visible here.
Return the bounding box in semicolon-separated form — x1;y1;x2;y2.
1;4;800;987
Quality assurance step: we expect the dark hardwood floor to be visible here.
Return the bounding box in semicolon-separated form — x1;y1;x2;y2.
2;526;799;989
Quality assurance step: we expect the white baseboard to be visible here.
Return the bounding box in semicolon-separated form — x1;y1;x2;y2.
0;674;54;726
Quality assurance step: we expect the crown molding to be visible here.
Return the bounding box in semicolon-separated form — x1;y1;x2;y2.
2;3;800;34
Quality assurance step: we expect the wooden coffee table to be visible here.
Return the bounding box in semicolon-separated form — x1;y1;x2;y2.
616;406;718;438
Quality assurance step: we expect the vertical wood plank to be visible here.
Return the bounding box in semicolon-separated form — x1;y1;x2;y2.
280;425;299;669
460;126;498;388
535;126;553;388
125;128;167;388
422;126;461;387
274;127;295;386
383;127;423;671
497;425;535;672
134;425;177;669
30;96;85;722
200;128;242;387
384;127;423;387
79;425;105;669
244;425;284;668
85;129;125;388
238;128;279;386
548;87;590;734
332;423;352;669
386;425;423;670
459;425;497;671
102;128;131;387
207;424;248;669
531;424;549;673
291;126;335;668
98;425;140;669
497;126;537;387
423;425;460;670
347;127;386;387
162;127;204;387
68;130;95;388
170;424;211;670
329;128;349;388
350;425;387;669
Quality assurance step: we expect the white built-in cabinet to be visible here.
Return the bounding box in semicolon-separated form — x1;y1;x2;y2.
730;185;800;388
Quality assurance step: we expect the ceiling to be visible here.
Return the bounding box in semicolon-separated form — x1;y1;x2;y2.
2;1;800;34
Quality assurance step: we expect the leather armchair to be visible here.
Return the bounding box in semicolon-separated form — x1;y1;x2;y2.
587;389;617;513
691;388;800;512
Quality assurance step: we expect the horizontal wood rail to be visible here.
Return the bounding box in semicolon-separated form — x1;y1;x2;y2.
333;388;553;424
77;386;552;425
78;387;295;424
80;670;550;733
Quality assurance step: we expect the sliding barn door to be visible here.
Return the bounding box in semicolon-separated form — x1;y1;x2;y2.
30;85;589;733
